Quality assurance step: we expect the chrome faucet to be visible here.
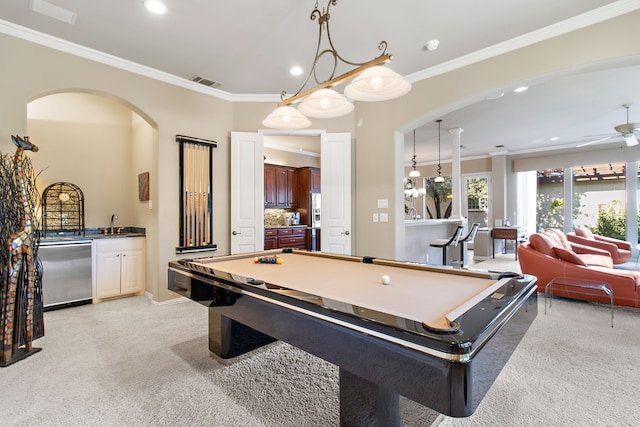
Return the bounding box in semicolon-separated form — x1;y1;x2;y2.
408;207;418;220
110;214;118;234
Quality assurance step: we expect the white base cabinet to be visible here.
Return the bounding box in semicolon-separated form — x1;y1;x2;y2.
93;237;145;302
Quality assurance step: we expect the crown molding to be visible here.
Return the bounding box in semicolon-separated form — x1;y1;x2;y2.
0;18;235;101
2;1;639;101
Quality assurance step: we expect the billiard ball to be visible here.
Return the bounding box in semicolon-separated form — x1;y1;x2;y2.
381;275;391;285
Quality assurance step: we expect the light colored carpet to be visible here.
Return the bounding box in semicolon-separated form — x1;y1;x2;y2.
1;293;639;426
469;253;522;274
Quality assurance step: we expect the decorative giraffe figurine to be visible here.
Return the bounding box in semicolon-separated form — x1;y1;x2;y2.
1;135;39;363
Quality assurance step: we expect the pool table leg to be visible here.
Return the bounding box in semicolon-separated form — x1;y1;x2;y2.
339;368;401;427
208;310;276;358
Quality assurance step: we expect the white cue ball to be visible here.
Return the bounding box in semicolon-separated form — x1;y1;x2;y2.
381;275;391;285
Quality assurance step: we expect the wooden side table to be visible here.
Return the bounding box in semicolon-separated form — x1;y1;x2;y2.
492;227;524;260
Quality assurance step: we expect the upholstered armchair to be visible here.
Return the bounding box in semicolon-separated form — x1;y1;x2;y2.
566;227;632;265
542;228;613;267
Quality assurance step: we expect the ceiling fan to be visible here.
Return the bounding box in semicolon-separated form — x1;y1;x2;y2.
577;104;640;148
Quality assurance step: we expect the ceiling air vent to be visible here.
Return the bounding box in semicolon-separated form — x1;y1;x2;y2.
191;75;222;88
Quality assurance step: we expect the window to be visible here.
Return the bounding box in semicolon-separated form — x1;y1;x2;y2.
536;163;634;240
573;163;626;239
176;135;217;253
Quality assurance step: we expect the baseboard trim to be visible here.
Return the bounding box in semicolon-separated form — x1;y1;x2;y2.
145;292;190;306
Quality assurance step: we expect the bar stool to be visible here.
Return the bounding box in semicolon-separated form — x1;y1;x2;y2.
429;225;465;266
458;223;480;267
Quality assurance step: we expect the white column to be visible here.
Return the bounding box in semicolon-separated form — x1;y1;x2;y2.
449;128;464;219
626;162;638;251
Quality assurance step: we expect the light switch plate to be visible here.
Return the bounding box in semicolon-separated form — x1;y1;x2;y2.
380;213;389;222
377;199;389;209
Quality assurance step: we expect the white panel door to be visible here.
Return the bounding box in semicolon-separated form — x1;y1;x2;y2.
231;132;264;254
321;132;352;254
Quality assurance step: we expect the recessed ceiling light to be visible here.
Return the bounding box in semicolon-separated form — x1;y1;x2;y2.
550;136;559;141
289;66;304;76
514;86;529;93
144;0;168;15
425;40;440;51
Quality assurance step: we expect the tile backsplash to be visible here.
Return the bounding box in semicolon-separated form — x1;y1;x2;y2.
265;208;290;227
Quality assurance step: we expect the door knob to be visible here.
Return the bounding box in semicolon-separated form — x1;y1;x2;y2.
232;230;241;235
342;230;350;236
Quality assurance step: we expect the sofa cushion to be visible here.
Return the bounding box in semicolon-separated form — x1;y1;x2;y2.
554;247;588;266
578;253;614;268
544;228;573;251
528;233;557;257
575;227;594;239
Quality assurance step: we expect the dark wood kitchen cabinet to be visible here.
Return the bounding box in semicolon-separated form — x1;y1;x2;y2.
264;228;278;249
265;164;297;208
264;164;277;208
295;167;320;227
277;227;306;249
264;227;306;250
310;167;321;193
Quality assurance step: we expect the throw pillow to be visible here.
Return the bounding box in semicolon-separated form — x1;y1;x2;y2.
529;233;556;257
554;247;588;266
574;227;594;239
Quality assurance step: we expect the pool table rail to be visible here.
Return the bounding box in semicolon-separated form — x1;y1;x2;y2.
169;250;536;359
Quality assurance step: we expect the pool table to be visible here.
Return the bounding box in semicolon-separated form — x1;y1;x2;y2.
168;249;537;425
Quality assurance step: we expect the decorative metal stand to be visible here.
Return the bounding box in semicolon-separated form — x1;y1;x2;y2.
42;181;85;236
1;135;43;367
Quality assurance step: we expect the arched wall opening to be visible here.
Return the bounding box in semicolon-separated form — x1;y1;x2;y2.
26;90;159;299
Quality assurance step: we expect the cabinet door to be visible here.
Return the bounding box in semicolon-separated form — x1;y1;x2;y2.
264;164;276;207
264;237;278;250
120;250;145;295
276;166;288;207
310;168;321;193
287;168;298;207
95;251;122;299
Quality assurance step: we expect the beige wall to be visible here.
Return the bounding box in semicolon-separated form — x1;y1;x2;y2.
28;93;136;228
0;33;231;303
264;135;320;168
2;10;640;301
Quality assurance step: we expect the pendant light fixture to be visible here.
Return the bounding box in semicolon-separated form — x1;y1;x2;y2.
262;0;411;129
409;130;420;178
435;119;445;183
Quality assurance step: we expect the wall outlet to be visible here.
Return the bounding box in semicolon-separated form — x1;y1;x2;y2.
373;213;379;222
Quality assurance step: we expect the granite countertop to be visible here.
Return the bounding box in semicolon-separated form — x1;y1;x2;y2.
40;227;146;244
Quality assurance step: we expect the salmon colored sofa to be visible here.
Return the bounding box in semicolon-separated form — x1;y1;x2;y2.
566;227;632;265
517;229;640;308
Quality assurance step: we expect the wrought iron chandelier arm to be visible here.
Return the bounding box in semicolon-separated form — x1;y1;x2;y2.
279;54;392;106
264;0;410;129
280;0;391;105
